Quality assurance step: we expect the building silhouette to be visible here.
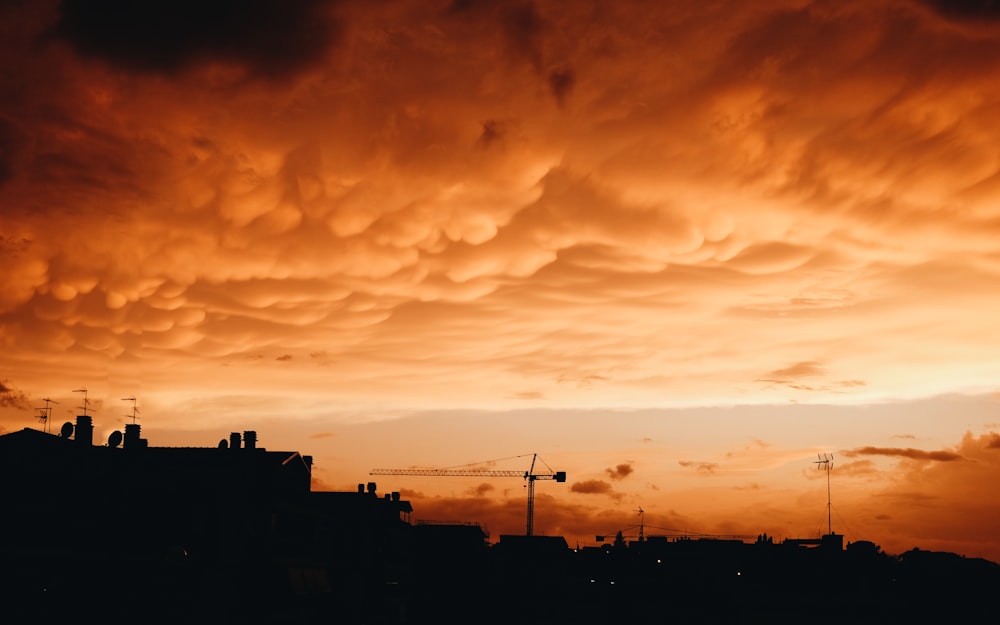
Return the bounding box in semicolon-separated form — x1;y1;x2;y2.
0;417;411;623
2;416;998;624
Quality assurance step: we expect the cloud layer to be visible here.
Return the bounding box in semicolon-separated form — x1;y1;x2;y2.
4;0;1000;421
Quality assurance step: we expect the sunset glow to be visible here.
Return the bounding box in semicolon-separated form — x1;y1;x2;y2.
4;0;1000;560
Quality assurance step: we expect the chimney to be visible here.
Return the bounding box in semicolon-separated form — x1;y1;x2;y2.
229;432;241;450
124;423;141;449
358;483;365;494
243;430;257;450
367;482;377;496
75;415;93;447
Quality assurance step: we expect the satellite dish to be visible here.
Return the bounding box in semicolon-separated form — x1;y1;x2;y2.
108;430;123;448
218;439;228;449
60;422;74;438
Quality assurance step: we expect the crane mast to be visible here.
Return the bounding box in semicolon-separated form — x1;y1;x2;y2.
370;453;566;536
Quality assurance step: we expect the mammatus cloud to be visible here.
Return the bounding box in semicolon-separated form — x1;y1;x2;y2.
4;0;1000;419
605;462;633;481
843;446;963;462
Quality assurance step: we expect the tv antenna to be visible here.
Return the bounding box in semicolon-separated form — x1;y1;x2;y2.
121;396;140;424
73;388;92;416
814;453;834;535
36;397;58;433
635;507;646;542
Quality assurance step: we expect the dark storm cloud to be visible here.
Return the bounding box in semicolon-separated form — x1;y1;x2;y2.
500;1;546;70
756;361;865;394
54;0;340;78
0;380;30;409
509;391;544;400
918;0;1000;21
446;0;546;66
570;479;613;495
605;462;633;481
548;66;575;107
447;0;569;105
844;446;963;461
467;482;494;497
764;361;826;380
0;115;27;185
678;460;719;475
477;119;508;149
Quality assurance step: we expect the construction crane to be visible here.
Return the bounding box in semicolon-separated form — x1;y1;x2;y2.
370;453;566;537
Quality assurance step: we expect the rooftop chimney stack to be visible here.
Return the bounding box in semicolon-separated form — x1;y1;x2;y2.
229;432;241;450
243;431;257;450
75;415;93;447
124;423;141;449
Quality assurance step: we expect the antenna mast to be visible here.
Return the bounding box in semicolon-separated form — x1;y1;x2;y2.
73;388;92;416
36;397;58;433
814;453;834;535
636;507;645;542
122;396;140;424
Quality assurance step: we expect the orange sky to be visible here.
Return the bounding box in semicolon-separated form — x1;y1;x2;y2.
4;0;1000;561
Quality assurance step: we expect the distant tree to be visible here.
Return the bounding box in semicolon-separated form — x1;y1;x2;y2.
614;531;625;550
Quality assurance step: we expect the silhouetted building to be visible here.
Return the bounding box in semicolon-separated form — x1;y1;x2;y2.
4;419;999;625
0;419;411;624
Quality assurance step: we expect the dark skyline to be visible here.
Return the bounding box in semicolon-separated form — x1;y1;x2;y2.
4;1;1000;561
3;420;997;624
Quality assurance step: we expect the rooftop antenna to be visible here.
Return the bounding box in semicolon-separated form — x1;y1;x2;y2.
36;397;58;433
73;388;92;416
814;453;834;535
636;507;646;542
121;396;140;424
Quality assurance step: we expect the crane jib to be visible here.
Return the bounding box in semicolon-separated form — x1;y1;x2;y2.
368;460;567;535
